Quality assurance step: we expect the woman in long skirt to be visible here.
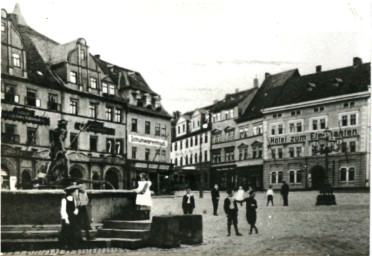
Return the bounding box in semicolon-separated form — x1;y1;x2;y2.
59;185;82;248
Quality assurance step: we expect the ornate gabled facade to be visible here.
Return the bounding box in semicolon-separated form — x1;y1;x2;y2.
1;6;171;193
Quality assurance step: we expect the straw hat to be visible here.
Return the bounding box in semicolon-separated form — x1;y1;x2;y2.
64;184;81;192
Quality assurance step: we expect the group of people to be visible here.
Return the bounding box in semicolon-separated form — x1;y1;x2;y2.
182;181;290;236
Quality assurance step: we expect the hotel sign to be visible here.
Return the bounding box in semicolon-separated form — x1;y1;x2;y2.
269;128;359;146
129;134;168;147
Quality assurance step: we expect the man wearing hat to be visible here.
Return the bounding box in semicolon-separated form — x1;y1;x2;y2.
59;184;82;248
223;189;242;237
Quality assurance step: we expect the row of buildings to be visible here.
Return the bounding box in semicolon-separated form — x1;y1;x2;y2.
171;59;370;190
1;6;172;193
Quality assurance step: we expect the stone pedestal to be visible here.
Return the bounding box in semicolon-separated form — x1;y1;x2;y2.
174;215;203;244
316;194;337;205
149;216;180;248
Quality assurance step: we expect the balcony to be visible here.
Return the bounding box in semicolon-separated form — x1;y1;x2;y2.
3;93;20;103
47;101;61;111
1;133;20;144
24;97;41;107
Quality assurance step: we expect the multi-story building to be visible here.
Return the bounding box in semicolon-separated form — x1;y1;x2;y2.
234;70;299;189
171;107;212;190
210;88;258;190
262;58;370;190
95;58;172;193
1;6;171;192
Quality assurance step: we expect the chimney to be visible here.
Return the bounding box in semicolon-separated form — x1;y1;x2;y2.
95;54;100;59
265;73;270;79
254;77;259;88
316;65;322;73
353;57;362;67
235;88;239;93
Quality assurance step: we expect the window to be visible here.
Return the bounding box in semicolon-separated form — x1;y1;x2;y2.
271;125;276;135
349;141;356;152
289;147;294;158
190;155;193;164
161;150;166;162
182;124;185;132
296;122;302;132
212;150;221;163
259;146;262;158
4;84;19;103
278;124;283;134
145;121;151;134
195;136;198;146
205;133;208;143
70;133;78;150
289;170;302;184
195;153;198;163
180;140;183;150
204;150;208;162
190;137;193;147
175;158;178;166
278;148;283;159
271;149;276;159
225;148;234;162
340;112;358;127
106;107;113;121
90;103;97;118
312;145;318;156
180;157;183;166
253;147;259;159
200;135;203;144
186;139;189;148
311;117;327;131
239;148;244;160
226;129;235;141
185;155;189;165
90;136;98;151
48;94;59;111
27;128;36;145
70;72;77;84
131;118;137;132
174;142;178;151
341;115;348;126
340;167;355;182
312;120;318;131
70;99;78;115
80;49;86;60
320;119;326;129
177;126;180;134
350;114;356;125
289;123;295;133
115;109;122;122
145;149;150;161
155;123;160;136
90;78;97;89
161;124;166;136
271;171;283;184
106;138;115;153
244;147;249;159
296;147;302;157
115;140;123;154
132;147;137;159
1;22;5;32
12;53;21;67
109;84;115;95
102;82;108;93
26;89;38;107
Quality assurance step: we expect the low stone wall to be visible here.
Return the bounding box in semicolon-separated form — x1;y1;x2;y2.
1;190;137;225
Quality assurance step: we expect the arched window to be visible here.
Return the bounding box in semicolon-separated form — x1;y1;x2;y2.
80;49;86;60
1;168;9;189
12;53;21;67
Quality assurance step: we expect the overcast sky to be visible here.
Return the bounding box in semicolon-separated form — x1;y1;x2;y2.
2;0;370;114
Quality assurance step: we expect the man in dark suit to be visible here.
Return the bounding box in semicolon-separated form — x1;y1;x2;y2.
211;184;220;216
182;187;195;214
281;181;290;206
224;189;242;237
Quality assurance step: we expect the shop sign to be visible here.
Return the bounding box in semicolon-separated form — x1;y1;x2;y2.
75;121;115;135
2;107;50;125
129;134;168;147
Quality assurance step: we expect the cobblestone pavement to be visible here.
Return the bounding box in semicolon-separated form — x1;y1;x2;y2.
3;191;369;255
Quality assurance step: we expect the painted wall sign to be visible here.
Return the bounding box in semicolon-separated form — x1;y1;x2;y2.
268;128;359;146
2;107;50;125
129;134;168;147
75;121;115;135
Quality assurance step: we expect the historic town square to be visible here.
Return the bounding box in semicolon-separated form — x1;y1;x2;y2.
1;0;370;255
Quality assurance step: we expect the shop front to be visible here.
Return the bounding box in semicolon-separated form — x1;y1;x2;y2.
235;165;263;190
211;164;236;190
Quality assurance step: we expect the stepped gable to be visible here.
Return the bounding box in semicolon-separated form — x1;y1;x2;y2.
211;87;257;113
238;69;299;122
9;23;62;88
271;62;371;107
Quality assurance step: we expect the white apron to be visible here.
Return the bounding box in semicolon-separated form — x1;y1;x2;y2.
136;181;152;207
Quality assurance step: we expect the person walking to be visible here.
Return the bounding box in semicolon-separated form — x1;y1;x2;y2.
76;184;94;240
211;184;220;216
266;185;274;206
281;181;289;206
59;185;82;249
244;190;258;234
182;187;195;214
134;173;152;210
223;189;242;237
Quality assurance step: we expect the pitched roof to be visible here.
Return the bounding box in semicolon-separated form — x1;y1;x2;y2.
211;88;258;113
9;23;62;88
95;58;156;95
270;63;370;107
237;69;300;122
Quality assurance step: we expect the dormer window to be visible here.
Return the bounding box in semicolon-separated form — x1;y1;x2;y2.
90;78;97;89
70;71;77;84
1;22;5;32
307;82;316;92
102;82;108;94
12;53;21;67
109;84;115;95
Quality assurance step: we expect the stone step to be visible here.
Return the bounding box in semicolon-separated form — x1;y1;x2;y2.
1;239;111;252
103;220;151;230
121;209;150;221
97;228;150;239
1;224;102;231
97;238;145;249
1;230;96;240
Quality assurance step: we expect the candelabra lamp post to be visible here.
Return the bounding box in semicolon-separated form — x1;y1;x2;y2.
314;128;343;205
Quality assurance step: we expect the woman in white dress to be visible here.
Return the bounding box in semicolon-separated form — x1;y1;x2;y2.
134;173;152;210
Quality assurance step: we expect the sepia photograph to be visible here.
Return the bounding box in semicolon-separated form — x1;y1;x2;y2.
0;0;370;255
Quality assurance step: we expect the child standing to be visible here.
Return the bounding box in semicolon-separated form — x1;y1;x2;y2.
234;186;245;206
266;185;274;206
224;189;243;237
245;190;258;235
182;187;195;214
